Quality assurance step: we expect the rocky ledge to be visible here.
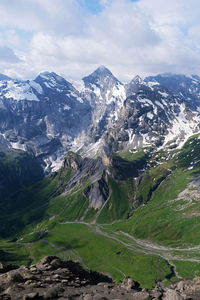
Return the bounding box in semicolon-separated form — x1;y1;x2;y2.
0;256;200;299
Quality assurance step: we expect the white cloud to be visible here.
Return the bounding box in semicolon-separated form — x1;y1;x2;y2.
0;0;200;81
0;0;82;35
0;46;21;63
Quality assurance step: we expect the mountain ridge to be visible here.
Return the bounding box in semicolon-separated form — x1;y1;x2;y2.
0;67;200;172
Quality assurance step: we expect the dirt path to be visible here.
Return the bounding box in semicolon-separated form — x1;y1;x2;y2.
58;220;200;279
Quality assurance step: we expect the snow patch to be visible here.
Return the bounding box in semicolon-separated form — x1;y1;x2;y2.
30;81;43;94
72;80;85;92
64;105;71;110
69;91;83;103
4;80;40;101
164;103;199;148
44;155;64;173
155;101;164;110
138;97;154;107
147;112;154;119
147;81;159;87
10;141;26;151
158;91;168;98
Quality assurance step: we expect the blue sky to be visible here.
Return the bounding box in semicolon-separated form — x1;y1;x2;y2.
0;0;199;81
78;0;103;14
78;0;139;14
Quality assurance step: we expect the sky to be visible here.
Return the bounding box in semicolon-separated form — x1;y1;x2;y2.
0;0;200;82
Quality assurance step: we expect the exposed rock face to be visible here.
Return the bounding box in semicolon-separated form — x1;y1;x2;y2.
0;72;91;173
1;68;200;172
73;70;200;158
102;76;200;153
1;256;200;300
61;153;109;209
84;174;109;209
59;151;148;210
82;66;126;144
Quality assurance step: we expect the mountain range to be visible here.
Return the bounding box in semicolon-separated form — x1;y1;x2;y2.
0;66;200;173
1;66;200;289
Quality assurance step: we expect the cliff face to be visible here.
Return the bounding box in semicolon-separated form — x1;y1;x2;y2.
1;69;200;173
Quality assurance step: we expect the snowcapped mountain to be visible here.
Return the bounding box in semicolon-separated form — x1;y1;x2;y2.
0;72;91;172
102;75;200;153
70;66;127;157
82;66;125;137
0;67;200;172
75;70;200;157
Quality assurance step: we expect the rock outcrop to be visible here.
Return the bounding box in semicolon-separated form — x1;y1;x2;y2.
1;256;200;299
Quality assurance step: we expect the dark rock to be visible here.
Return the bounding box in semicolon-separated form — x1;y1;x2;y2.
7;271;24;283
0;262;18;274
50;258;63;269
23;293;39;300
1;256;200;299
121;277;141;291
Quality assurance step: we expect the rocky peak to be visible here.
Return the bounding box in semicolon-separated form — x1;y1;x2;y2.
93;65;113;76
126;75;144;97
84;65;115;79
82;65;120;91
131;75;143;85
35;71;74;92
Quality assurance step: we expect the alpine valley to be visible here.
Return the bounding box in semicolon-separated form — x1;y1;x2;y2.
1;66;200;290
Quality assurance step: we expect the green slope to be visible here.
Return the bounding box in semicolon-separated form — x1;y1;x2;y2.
0;148;44;199
1;136;200;288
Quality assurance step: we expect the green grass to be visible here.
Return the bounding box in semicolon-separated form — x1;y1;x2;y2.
0;148;44;199
97;177;133;223
177;134;200;168
0;239;30;266
24;223;172;288
47;191;89;221
172;260;200;278
1;138;200;289
117;149;148;162
109;164;200;248
136;164;172;205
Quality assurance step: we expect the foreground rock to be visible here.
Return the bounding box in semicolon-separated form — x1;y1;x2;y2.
0;256;200;299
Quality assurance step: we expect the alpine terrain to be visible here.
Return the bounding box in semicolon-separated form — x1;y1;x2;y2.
1;66;200;294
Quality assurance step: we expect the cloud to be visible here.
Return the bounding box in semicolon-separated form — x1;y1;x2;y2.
0;0;83;35
0;0;200;81
0;46;21;63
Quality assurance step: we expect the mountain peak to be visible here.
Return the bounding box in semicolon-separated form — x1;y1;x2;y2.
82;66;120;87
35;71;73;89
131;75;143;84
86;65;114;79
94;65;112;75
37;71;62;80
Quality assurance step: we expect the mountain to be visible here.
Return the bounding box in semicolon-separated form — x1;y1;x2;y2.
145;73;200;105
1;68;200;171
1;134;200;288
1;67;200;289
0;72;91;173
102;75;200;153
76;66;126;155
0;148;43;207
